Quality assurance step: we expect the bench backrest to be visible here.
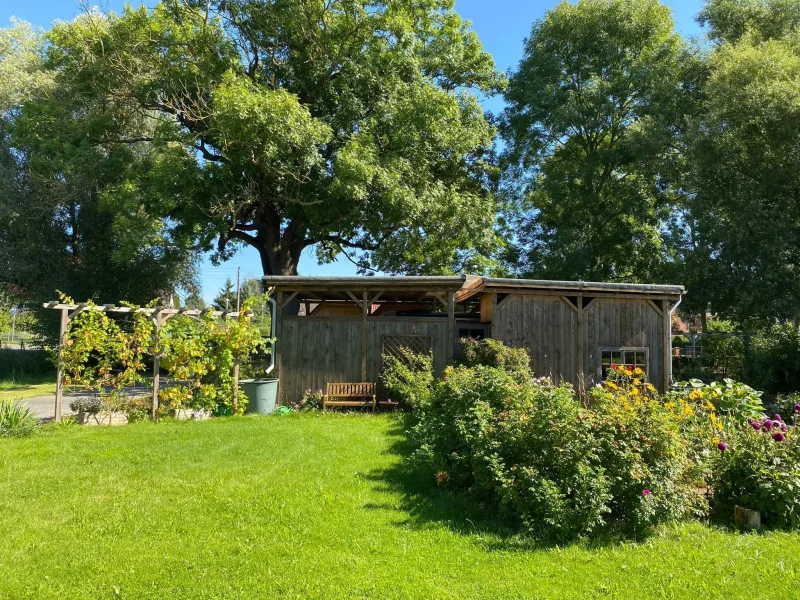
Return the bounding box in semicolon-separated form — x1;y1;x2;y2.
326;382;376;397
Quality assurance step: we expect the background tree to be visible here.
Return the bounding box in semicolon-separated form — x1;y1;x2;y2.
500;0;689;282
0;19;199;309
212;279;237;311
42;0;505;279
675;0;800;324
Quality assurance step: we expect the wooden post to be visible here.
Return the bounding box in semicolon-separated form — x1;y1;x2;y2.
275;291;283;405
446;291;455;364
54;307;68;423
233;359;240;414
577;296;584;394
361;290;368;381
151;311;161;421
663;300;672;393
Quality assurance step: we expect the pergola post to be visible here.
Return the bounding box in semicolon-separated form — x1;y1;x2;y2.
361;290;369;381
151;311;162;421
446;291;455;364
577;296;585;394
663;300;672;393
54;307;69;423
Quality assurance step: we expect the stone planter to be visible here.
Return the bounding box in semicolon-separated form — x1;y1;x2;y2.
735;505;762;530
76;411;128;426
171;408;212;421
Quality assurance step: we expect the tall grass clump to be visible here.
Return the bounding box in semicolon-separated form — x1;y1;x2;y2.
0;399;39;438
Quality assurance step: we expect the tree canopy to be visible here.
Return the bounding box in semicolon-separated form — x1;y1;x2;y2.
500;0;691;282
38;0;505;278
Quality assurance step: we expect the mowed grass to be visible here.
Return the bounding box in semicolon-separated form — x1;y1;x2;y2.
0;414;798;599
0;377;56;401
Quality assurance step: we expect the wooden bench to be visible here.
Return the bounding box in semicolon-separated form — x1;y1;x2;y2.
323;382;377;412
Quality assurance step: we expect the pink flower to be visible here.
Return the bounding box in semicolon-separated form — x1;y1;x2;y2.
717;441;728;452
794;403;800;413
773;432;786;442
642;489;652;496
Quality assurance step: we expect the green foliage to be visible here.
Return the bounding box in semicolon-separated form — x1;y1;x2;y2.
747;323;800;394
671;378;765;422
211;278;238;311
410;357;698;541
699;0;800;43
456;338;531;378
34;1;505;277
0;399;38;438
381;348;435;410
291;389;324;412
157;295;268;414
500;0;690;281
0;349;53;380
711;416;800;528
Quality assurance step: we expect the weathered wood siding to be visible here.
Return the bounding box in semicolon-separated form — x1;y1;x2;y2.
494;295;578;387
584;298;665;391
494;294;667;392
278;316;449;404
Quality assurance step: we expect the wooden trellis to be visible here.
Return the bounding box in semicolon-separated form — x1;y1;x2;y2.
42;302;248;422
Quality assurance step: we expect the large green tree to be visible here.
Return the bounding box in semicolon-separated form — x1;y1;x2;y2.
42;0;504;278
674;0;800;323
500;0;691;282
0;19;198;308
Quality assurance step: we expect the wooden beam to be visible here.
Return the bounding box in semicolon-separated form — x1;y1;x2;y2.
151;311;162;421
446;291;455;364
577;296;585;395
346;291;364;309
275;291;284;405
361;291;368;381
54;307;68;423
560;296;579;313
280;291;299;310
646;299;664;317
430;292;448;309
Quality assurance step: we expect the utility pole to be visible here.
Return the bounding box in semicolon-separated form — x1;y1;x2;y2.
236;267;241;311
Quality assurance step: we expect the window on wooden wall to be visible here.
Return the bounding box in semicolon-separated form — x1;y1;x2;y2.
600;347;648;379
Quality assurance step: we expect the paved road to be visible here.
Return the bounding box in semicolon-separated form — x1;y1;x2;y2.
19;395;74;421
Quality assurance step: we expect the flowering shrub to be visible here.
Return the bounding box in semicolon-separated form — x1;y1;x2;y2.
456;338;531;378
774;393;800;423
670;378;765;422
382;347;434;410
711;409;800;528
291;389;323;412
410;364;611;541
407;342;700;541
589;372;706;533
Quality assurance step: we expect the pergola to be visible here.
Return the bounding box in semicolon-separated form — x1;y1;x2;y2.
42;301;248;422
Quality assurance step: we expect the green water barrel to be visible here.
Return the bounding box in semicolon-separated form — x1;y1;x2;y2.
241;378;279;415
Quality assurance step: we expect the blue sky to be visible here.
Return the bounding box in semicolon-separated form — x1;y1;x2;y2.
3;0;705;302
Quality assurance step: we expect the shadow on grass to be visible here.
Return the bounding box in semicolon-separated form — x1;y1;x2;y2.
362;415;633;552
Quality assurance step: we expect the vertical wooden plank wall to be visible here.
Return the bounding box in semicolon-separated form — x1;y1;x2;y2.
583;299;665;391
494;294;667;392
494;295;578;387
278;316;450;404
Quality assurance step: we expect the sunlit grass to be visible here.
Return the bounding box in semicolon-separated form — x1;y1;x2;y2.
0;414;798;599
0;378;56;401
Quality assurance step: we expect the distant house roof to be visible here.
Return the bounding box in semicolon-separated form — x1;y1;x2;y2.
263;275;683;304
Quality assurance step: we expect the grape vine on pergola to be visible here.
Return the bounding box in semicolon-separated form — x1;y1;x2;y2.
42;301;249;422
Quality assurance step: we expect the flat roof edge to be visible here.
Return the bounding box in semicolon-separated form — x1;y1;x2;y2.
480;277;684;295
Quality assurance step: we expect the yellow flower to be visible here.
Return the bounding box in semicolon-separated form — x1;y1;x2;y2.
664;402;675;410
688;390;702;401
647;384;656;392
683;405;694;416
633;378;641;386
630;387;640;397
713;436;721;444
709;412;717;422
607;381;619;390
634;367;645;376
716;421;724;431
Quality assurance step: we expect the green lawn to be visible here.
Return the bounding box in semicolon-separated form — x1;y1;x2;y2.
0;378;55;401
0;414;798;599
